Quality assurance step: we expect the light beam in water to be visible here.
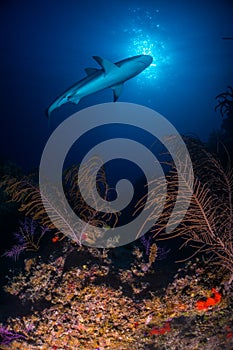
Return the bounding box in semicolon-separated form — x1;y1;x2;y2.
123;7;172;84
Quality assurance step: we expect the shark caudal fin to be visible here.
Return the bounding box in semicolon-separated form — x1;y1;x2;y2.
45;106;51;119
45;96;68;119
45;103;56;120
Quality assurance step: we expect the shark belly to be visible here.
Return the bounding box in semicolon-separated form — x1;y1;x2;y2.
71;72;120;101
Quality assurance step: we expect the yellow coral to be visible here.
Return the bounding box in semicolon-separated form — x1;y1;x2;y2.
149;243;157;266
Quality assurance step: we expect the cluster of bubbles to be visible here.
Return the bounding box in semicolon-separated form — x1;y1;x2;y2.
123;7;172;83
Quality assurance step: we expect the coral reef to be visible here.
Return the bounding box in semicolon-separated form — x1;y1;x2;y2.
1;138;233;349
0;250;233;349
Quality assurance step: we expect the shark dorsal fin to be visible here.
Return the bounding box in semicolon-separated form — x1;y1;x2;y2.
85;67;99;75
112;83;123;102
93;56;119;74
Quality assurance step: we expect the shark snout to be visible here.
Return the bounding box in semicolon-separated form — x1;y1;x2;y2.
138;55;153;68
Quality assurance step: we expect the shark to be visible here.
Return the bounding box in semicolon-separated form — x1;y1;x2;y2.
46;54;153;118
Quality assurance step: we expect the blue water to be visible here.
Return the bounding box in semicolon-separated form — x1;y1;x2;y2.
0;0;233;171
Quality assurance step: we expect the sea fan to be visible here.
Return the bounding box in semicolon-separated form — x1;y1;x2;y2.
64;156;118;229
0;157;118;246
136;137;233;283
0;173;78;240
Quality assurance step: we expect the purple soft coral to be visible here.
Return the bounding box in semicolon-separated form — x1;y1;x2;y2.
2;244;26;261
140;235;170;260
140;235;152;256
2;218;49;261
156;246;171;261
0;325;26;345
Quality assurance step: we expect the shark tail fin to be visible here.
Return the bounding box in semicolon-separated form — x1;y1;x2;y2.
45;106;52;131
45;107;50;119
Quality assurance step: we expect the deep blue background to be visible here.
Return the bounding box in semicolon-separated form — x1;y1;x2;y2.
1;0;233;171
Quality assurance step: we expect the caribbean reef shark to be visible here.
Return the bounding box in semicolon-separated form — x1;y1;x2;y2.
46;54;153;118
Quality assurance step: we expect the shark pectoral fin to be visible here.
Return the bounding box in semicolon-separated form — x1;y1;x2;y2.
92;56;119;74
112;84;123;102
85;67;99;75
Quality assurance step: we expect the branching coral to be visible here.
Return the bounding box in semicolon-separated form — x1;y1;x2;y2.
215;86;233;118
